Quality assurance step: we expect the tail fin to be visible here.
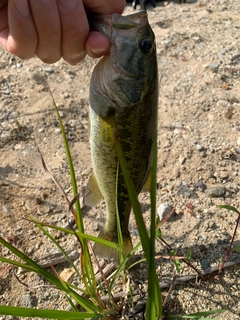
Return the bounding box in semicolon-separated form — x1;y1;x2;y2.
93;230;133;263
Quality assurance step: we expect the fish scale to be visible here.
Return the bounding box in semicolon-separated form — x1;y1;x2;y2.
84;11;158;261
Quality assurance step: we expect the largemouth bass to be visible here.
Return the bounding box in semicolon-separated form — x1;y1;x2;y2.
84;11;158;261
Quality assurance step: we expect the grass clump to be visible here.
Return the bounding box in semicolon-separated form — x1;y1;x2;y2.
1;96;237;319
0;96;162;319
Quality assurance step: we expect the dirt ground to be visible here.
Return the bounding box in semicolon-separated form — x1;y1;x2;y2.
0;0;240;319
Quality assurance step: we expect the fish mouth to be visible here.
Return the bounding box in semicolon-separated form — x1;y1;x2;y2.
89;11;149;42
112;10;148;29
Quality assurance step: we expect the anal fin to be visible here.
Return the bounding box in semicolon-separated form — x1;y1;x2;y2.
141;170;151;193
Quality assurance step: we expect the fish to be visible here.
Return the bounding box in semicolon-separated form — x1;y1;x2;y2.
84;11;158;261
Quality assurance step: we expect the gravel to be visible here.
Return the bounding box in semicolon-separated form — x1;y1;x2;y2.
0;0;240;319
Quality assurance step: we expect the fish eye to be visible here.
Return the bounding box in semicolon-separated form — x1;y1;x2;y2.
140;39;153;54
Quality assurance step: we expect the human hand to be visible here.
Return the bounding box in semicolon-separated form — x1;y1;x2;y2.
0;0;125;65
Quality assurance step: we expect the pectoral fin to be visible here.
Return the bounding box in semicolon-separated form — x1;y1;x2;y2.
84;172;103;207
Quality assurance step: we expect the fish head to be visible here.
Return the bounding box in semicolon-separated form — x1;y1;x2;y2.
91;11;158;108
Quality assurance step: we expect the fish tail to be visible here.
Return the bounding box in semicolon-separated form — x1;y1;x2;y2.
93;229;133;263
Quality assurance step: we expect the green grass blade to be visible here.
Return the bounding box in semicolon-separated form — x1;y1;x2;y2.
31;221;118;250
146;133;162;319
115;162;125;265
51;94;100;303
0;237;99;313
232;246;240;252
76;231;118;250
109;241;142;293
0;236;61;286
0;257;38;272
28;221;75;235
28;215;83;281
66;295;79;312
170;249;181;274
0;306;100;319
50;90;84;235
218;205;240;215
115;138;150;262
115;135;162;319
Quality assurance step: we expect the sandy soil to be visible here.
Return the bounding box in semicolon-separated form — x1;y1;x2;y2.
0;0;240;319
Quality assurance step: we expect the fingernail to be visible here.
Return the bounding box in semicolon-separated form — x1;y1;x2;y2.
57;0;78;10
92;48;108;54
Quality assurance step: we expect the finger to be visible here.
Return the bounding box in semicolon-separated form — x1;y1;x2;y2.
83;0;125;15
83;0;125;59
4;0;38;59
57;0;88;65
85;31;109;58
29;0;61;64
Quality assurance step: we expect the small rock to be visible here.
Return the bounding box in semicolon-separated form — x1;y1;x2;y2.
207;113;215;121
35;196;42;205
208;143;216;153
41;292;50;301
193;181;207;192
201;149;207;157
237;136;240;146
178;185;198;199
63;92;70;99
199;244;208;253
35;241;42;249
235;147;240;154
196;144;204;151
55;128;61;134
220;171;229;180
22;294;36;308
17;267;26;276
161;39;172;46
173;166;180;178
14;143;22;150
206;186;226;198
179;155;186;165
69;119;78;127
157;203;173;220
52;293;60;300
42;66;54;73
93;224;99;231
200;258;210;270
208;221;215;229
173;121;183;128
231;53;240;64
209;62;220;72
54;231;62;239
60;268;75;282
